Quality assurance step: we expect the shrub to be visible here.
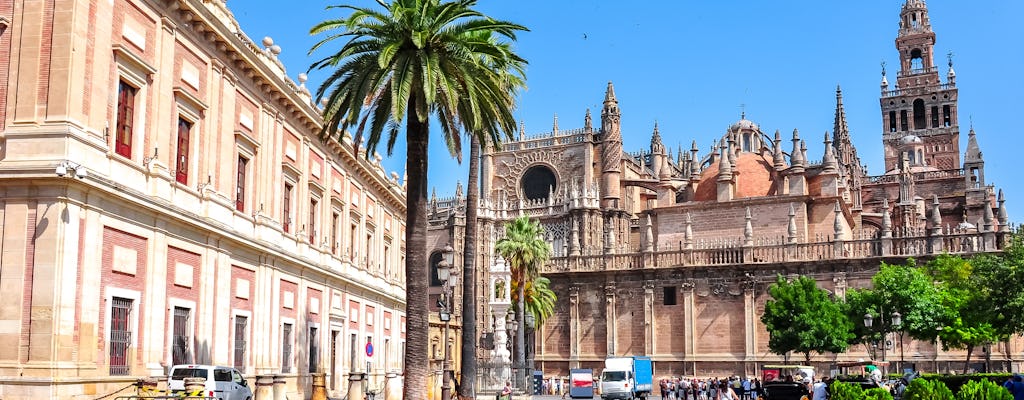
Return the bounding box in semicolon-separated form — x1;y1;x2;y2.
955;379;1012;400
829;380;865;400
903;378;954;400
864;387;894;400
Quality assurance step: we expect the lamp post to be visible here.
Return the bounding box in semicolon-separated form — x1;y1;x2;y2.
438;244;458;400
863;309;901;372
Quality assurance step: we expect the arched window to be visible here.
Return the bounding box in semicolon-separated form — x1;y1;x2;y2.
931;106;939;128
913;99;926;130
742;133;752;152
429;251;443;287
521;165;557;201
917;150;924;165
889;111;897;132
910;49;924;70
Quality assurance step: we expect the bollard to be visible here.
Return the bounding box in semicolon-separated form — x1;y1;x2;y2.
347;372;365;400
272;375;286;400
383;372;402;400
255;375;274;400
184;377;206;400
311;373;328;400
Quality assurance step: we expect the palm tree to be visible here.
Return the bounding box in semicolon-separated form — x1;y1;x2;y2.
308;1;527;397
459;136;480;398
495;216;551;390
522;276;557;327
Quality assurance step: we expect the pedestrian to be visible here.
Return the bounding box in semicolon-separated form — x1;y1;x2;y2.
717;381;738;400
1004;374;1024;400
811;379;828;400
499;380;512;400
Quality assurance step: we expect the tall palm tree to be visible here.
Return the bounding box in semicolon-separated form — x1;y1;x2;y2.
458;136;480;398
495;216;550;389
308;1;526;397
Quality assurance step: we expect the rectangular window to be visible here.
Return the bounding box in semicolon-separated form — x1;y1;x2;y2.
663;287;677;306
331;212;340;255
888;111;897;133
349;333;358;373
236;156;248;212
283;183;293;233
366;232;373;269
900;110;909;131
309;327;319;373
931;106;940;128
309;199;318;244
175;119;192;185
943;105;952;127
172;307;192;365
109;297;133;375
233;316;248;369
115;81;137;159
282;323;293;372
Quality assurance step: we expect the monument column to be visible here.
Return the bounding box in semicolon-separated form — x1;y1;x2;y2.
643;281;655;355
605;284;617;357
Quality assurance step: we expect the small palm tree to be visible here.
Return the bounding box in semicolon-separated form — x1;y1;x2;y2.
308;1;527;398
522;276;557;327
495;216;551;388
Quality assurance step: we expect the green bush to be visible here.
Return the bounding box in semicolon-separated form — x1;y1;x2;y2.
903;378;954;400
829;380;865;400
954;379;1012;400
864;387;894;400
918;373;1013;394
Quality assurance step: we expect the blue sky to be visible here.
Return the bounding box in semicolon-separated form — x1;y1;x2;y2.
231;1;1024;221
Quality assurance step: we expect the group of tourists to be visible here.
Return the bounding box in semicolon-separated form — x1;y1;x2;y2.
658;376;762;400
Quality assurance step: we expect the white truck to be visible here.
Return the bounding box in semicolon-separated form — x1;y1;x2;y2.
599;356;653;400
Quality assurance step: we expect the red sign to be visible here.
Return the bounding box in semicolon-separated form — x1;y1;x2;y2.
365;342;374;357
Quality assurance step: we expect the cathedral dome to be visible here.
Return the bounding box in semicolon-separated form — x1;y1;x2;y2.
730;118;759;132
899;134;923;146
692;152;777;202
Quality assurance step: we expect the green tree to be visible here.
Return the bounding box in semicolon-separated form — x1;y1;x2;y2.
868;260;947;361
495;216;551;387
926;254;1003;373
971;230;1024;338
761;275;854;363
308;1;527;396
523;276;557;327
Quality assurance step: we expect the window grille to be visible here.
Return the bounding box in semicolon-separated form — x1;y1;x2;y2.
172;307;191;365
282;323;293;371
233;316;248;369
109;297;133;375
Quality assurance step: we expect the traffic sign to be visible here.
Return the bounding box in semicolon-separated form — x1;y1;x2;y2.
366;342;374;357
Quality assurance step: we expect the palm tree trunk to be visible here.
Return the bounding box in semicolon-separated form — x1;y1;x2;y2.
458;136;480;399
403;104;430;400
516;277;526;390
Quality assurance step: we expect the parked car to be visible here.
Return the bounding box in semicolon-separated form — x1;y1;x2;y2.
168;364;252;400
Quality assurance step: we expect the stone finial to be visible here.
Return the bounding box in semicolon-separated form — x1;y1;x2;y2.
718;139;733;180
552;113;559;134
643;214;654;252
984;202;995;232
518;120;525;141
584;108;593;131
833;201;844;239
998;189;1009;232
744;207;754;246
455;181;464;199
800;140;808;165
773;130;786;170
790;129;804;167
822;131;838;172
882;198;893;237
930;195;943;233
787;203;797;244
684;212;694;249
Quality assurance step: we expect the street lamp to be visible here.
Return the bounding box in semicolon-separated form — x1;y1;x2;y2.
439;243;458;400
863;309;902;371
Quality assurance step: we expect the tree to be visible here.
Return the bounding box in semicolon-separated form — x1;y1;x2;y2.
866;260;947;362
761;275;854;363
970;230;1024;338
523;276;557;327
458;135;481;398
925;254;1003;373
308;1;527;397
495;216;551;388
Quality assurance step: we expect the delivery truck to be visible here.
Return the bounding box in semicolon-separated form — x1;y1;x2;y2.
599;356;653;400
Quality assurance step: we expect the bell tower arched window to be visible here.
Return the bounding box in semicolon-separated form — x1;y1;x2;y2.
913;99;926;130
910;49;924;70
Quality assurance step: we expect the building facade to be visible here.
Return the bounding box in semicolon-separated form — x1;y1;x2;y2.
429;0;1019;382
0;1;408;399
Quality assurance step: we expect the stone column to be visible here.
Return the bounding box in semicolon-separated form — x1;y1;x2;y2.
311;373;327;400
255;375;274;400
644;281;655;355
569;286;581;369
605;284;617;356
273;375;286;400
347;373;365;400
743;279;757;376
383;371;401;400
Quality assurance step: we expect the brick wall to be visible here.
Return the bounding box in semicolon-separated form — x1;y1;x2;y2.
653;285;685;355
694;295;744;354
614;288;645;356
280;279;297;319
230;265;254;312
99;226;148;366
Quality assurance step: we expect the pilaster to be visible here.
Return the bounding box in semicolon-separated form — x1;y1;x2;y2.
681;281;696;357
604;284;616;357
643;281;655;355
568;286;580;368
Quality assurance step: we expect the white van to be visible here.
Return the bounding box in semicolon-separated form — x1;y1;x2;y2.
168;364;253;400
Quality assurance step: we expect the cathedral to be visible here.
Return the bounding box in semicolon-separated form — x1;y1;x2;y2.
427;0;1017;381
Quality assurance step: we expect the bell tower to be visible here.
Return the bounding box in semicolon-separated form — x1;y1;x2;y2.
880;0;960;172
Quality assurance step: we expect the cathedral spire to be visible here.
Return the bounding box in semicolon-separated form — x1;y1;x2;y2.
600;81;623;209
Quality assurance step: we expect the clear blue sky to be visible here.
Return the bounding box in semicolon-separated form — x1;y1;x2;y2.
231;1;1024;221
